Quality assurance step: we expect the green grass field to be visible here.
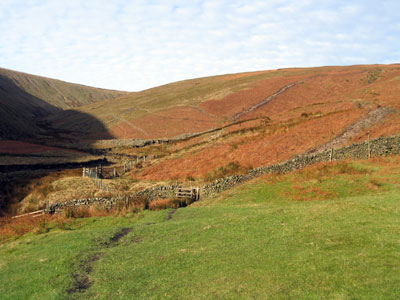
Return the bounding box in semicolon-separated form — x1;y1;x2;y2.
1;158;399;299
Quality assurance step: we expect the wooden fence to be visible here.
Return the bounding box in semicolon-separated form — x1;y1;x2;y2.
12;209;46;219
82;166;101;178
82;160;136;180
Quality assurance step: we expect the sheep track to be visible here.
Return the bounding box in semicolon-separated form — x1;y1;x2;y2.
232;78;310;121
307;107;394;155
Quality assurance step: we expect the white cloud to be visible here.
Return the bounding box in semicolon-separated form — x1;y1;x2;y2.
0;0;399;91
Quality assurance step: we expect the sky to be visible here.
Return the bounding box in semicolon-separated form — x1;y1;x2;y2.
0;0;399;92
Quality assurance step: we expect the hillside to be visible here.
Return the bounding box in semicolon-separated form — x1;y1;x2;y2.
45;64;400;142
59;64;398;181
0;68;127;139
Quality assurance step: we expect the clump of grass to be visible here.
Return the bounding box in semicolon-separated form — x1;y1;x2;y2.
55;217;73;231
33;218;50;235
369;178;384;188
283;185;337;201
204;162;252;182
149;199;172;211
114;195;148;213
335;161;370;175
64;206;91;219
300;161;370;182
367;69;382;84
0;214;56;241
149;197;194;211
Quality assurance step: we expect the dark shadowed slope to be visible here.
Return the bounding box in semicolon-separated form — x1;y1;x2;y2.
0;68;127;109
0;74;60;139
0;68;127;140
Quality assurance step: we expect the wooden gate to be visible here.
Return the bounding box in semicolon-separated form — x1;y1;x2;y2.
176;187;200;201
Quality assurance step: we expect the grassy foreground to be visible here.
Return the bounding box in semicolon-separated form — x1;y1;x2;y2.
1;158;400;299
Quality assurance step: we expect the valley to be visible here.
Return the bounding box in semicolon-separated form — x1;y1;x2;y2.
0;64;399;299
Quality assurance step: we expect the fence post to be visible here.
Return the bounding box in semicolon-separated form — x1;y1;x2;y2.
82;167;86;177
113;168;116;178
367;133;371;159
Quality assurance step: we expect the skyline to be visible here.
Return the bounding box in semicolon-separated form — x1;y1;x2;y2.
1;0;399;91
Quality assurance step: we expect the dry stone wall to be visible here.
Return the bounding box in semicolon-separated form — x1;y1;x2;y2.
201;135;400;197
48;185;179;212
49;135;400;212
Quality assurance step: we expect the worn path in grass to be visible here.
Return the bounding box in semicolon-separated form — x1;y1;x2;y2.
1;158;400;299
66;227;133;295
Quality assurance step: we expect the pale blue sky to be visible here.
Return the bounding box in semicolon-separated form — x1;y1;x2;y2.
0;0;399;91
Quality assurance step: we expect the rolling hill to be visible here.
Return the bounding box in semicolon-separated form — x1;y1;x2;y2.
44;64;400;143
40;64;400;181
